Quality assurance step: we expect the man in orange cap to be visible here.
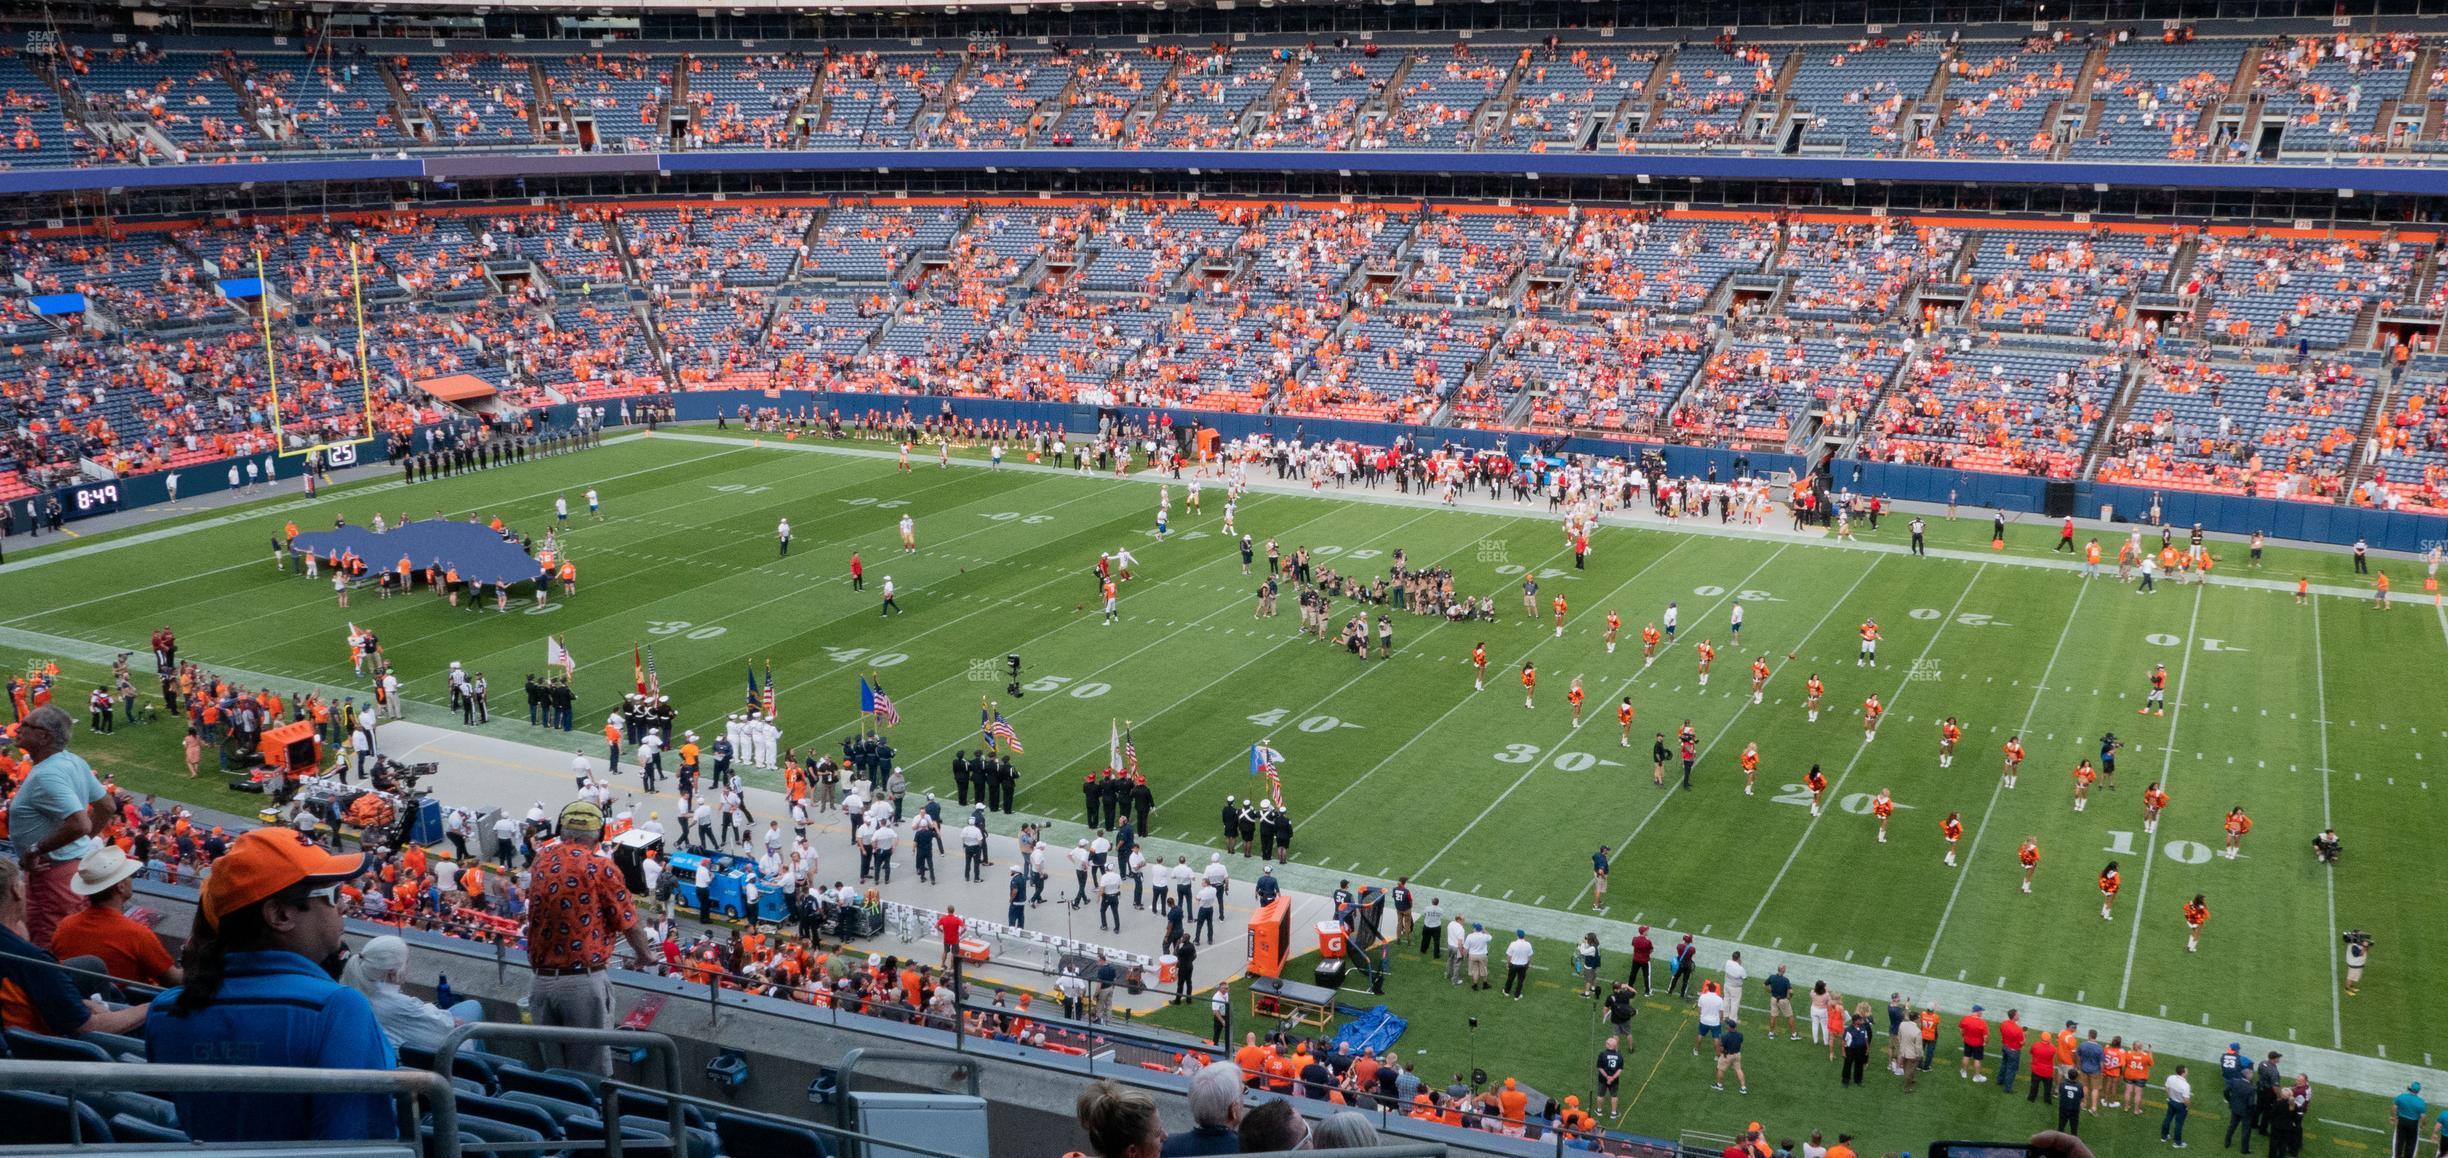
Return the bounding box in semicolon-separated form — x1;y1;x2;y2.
144;827;392;1142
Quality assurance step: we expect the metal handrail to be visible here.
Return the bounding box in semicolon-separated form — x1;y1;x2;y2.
597;1076;983;1158
431;1023;687;1155
0;1059;456;1154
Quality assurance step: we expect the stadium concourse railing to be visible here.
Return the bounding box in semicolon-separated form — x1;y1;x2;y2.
13;146;2448;199
92;875;1670;1158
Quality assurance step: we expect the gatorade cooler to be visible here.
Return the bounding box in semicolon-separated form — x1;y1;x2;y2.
1158;955;1179;985
1317;921;1348;960
958;938;991;963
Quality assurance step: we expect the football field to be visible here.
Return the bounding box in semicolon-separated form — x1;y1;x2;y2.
6;427;2444;1097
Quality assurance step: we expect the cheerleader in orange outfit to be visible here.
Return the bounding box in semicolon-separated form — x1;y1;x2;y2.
1871;789;1895;842
2019;837;2041;893
2183;894;2208;952
2072;759;2097;812
2142;781;2169;834
1568;677;1587;727
1749;656;1770;704
1942;811;1964;867
1473;642;1488;691
1695;639;1716;686
1938;717;1961;768
1605;610;1622;654
1804;764;1828;816
1617;697;1636;748
1739;742;1760;797
1861;694;1884;741
1641;624;1661;667
1522;662;1537;710
2098;861;2122;920
1805;674;1825;722
2001;735;2025;789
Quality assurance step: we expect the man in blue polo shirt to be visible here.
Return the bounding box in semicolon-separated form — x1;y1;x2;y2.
2393;1083;2432;1158
146;828;394;1142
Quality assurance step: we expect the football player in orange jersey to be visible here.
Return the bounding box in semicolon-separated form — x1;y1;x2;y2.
1804;764;1828;815
1804;673;1825;722
1522;661;1537;709
2142;663;2167;716
2222;807;2250;858
1861;694;1883;740
2098;861;2121;920
1568;677;1587;728
2183;894;2208;951
1871;789;1895;842
1473;642;1487;691
1696;639;1716;686
1938;717;1961;768
1857;619;1881;667
2072;758;2097;811
1605;610;1622;654
1941;811;1964;867
2001;735;2026;789
2018;837;2040;893
1553;594;1569;638
1617;697;1635;748
1750;656;1771;704
1739;742;1760;797
2141;781;2168;834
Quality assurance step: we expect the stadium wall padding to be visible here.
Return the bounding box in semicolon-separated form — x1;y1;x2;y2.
22;395;2445;553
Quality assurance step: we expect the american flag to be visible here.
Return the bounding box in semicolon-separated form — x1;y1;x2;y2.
643;646;662;696
762;660;777;720
1250;742;1285;808
863;678;901;726
1123;725;1138;774
1262;766;1284;809
989;713;1024;753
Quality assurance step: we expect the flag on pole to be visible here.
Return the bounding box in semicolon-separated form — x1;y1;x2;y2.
1123;724;1139;775
633;645;647;695
643;646;662;696
989;713;1024;753
546;635;574;673
1108;720;1122;769
762;660;777;720
1250;741;1285;808
746;664;760;711
861;678;901;726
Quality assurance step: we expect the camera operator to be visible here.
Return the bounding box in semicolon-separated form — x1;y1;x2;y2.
2343;931;2370;996
2312;829;2340;864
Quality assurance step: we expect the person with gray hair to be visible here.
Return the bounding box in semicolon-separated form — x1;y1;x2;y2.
6;705;115;949
1310;1111;1381;1150
342;935;483;1052
1162;1061;1246;1156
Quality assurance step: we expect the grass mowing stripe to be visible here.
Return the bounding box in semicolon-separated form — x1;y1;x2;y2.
0;440;740;622
1300;532;1693;827
203;451;909;670
1154;513;1606;810
371;465;1048;693
546;472;1127;695
882;503;1438;774
2114;581;2206;1009
1406;543;1791;881
2310;595;2343;1049
1916;574;2092;973
1735;561;1990;942
1563;552;1886;912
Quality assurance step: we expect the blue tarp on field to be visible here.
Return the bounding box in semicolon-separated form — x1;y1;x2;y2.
289;519;546;588
1328;1005;1407;1057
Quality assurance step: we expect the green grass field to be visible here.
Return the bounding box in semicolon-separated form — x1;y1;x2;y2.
6;427;2442;1152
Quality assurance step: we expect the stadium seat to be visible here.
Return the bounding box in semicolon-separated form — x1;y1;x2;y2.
498;1066;604;1110
107;1113;192;1145
0;1089;117;1146
716;1109;837;1158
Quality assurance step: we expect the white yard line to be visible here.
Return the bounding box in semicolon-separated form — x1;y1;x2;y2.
1917;576;2091;972
1736;562;1989;942
2114;581;2207;1009
1408;546;1792;881
888;506;1442;775
2309;597;2344;1049
1561;552;1886;911
1300;536;1703;827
